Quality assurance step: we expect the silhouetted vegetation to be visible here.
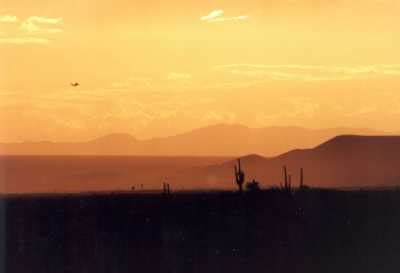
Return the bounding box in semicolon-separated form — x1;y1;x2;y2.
163;182;171;196
233;160;261;193
245;179;261;192
233;159;245;193
281;165;293;193
4;187;400;273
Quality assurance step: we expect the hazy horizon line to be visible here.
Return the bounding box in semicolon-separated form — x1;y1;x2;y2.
0;122;392;144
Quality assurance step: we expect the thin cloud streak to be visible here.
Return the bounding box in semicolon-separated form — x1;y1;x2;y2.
201;9;224;21
20;16;63;34
201;9;248;23
0;15;18;23
213;64;400;81
0;36;49;44
209;15;249;22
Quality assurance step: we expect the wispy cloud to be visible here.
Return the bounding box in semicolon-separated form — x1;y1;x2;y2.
200;9;248;23
214;64;400;81
201;9;224;21
0;15;18;23
0;36;49;44
20;16;63;34
0;15;63;45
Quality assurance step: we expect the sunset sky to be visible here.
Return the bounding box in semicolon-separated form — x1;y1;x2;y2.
1;0;400;142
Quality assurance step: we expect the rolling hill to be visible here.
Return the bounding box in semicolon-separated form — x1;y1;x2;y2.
171;135;400;189
3;135;400;193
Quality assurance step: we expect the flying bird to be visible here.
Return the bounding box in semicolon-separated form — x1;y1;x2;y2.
70;82;79;87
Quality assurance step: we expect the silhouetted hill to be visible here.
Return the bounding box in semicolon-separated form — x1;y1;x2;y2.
3;135;400;193
0;124;385;156
171;135;400;189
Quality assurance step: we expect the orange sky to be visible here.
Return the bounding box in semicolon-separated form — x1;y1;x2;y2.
1;0;400;142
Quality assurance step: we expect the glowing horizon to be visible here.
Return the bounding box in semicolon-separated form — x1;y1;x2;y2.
1;0;400;142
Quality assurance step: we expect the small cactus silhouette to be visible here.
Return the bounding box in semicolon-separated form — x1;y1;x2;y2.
246;179;261;192
163;182;171;195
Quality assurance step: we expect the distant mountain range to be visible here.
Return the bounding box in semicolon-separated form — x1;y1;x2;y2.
172;135;400;189
0;124;387;156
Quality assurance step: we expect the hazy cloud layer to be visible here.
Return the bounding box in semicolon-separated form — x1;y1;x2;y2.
2;72;400;142
111;73;192;89
214;64;400;81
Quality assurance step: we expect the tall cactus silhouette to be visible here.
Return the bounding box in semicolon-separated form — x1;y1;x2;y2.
234;159;245;193
282;165;292;192
283;165;288;189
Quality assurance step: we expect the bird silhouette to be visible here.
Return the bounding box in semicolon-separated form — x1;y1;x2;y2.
70;82;79;87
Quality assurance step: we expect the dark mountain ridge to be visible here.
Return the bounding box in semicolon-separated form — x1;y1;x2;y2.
171;135;400;189
3;135;400;193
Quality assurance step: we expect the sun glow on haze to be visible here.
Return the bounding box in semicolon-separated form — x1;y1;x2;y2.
1;0;400;141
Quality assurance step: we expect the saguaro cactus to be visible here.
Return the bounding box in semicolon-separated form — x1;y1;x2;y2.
282;165;292;192
283;165;288;189
234;159;245;193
